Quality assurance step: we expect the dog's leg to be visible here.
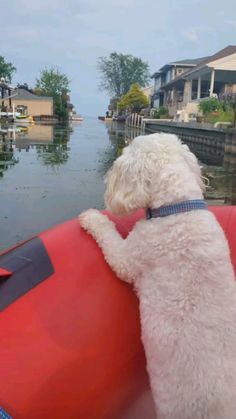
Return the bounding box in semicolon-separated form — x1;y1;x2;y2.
79;209;133;284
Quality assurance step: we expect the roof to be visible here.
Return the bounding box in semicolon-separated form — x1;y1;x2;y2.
182;45;236;78
151;71;161;79
141;85;154;92
171;57;209;66
152;46;236;80
14;88;53;101
151;56;208;78
158;45;236;89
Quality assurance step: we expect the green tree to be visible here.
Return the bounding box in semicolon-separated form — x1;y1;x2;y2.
35;68;70;120
0;56;16;83
98;52;150;98
118;83;149;112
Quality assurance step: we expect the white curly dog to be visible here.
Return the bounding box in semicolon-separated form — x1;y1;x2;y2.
79;133;236;419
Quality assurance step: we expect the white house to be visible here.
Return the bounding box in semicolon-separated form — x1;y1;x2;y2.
151;45;236;119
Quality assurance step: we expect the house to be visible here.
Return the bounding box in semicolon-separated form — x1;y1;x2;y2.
0;78;15;115
141;86;154;104
151;45;236;119
151;56;207;110
12;88;53;117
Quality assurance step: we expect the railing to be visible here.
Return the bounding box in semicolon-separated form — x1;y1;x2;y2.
125;113;144;128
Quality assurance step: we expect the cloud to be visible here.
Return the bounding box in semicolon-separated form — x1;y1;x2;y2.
5;26;40;40
1;0;236;115
99;0;135;8
181;28;199;43
225;19;236;27
10;0;83;13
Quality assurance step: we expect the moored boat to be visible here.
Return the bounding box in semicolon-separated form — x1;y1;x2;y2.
15;115;35;124
71;114;84;122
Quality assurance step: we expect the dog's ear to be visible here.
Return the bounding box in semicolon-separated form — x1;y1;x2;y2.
181;144;206;192
104;146;152;215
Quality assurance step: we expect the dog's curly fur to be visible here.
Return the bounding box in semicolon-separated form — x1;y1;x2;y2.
79;133;236;419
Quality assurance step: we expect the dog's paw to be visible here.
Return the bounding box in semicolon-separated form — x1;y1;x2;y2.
79;209;110;234
79;209;101;230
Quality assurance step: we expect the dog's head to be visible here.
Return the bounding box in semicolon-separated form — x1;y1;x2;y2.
105;133;205;215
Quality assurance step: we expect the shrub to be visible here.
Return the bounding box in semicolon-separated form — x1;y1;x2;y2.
153;106;169;119
204;109;234;124
118;83;149;112
198;97;221;115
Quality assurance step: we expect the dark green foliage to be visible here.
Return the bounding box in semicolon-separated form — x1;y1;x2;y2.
198;97;221;115
153;106;169;119
0;56;16;83
35;68;70;121
98;52;150;97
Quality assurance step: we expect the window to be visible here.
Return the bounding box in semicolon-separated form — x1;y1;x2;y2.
16;105;28;115
155;77;161;91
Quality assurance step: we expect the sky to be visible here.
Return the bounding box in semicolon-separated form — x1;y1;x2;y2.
1;0;236;116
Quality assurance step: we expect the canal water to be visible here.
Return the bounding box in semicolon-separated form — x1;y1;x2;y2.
1;117;236;251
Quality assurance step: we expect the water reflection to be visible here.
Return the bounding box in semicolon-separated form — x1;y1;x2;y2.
35;126;71;167
0;124;71;175
99;121;149;175
1;119;236;250
184;138;236;205
0;130;19;177
36;143;69;167
103;121;236;205
98;122;127;176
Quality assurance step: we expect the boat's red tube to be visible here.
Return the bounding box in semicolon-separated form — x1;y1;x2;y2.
0;206;236;418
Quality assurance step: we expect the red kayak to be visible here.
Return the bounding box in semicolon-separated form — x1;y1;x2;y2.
0;206;236;418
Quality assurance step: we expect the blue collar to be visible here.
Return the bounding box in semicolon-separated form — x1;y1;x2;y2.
146;199;208;219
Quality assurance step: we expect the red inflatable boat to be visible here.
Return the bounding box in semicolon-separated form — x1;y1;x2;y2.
0;206;236;419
